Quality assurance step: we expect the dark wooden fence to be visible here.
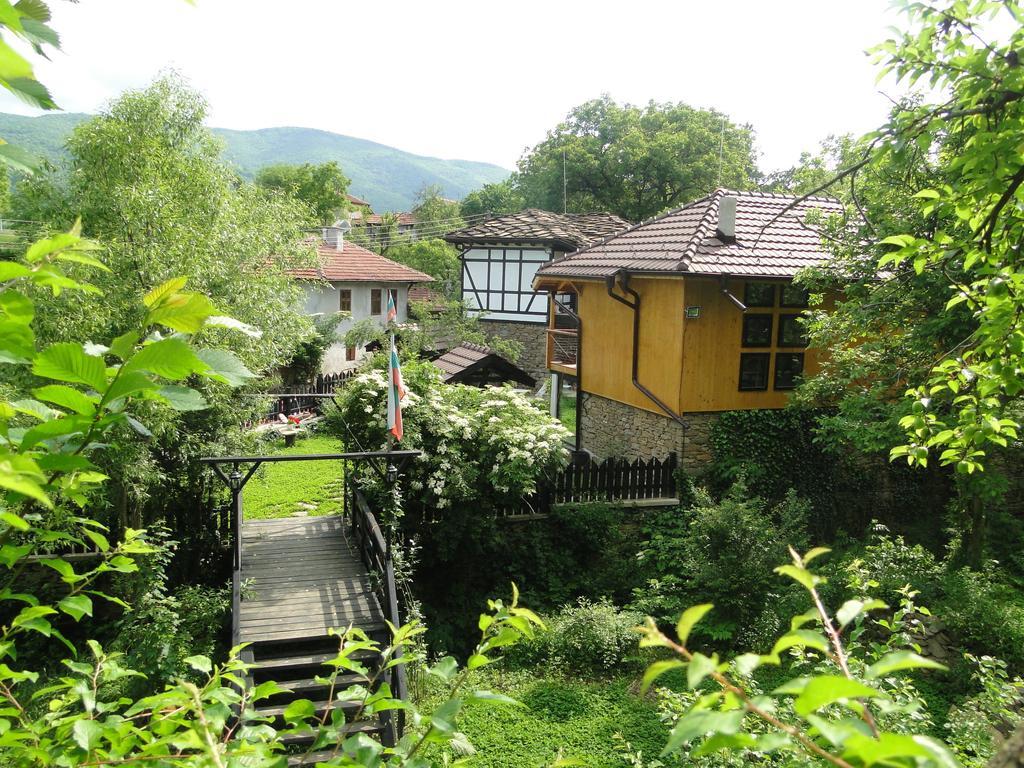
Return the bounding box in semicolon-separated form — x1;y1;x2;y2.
499;453;678;518
265;371;355;420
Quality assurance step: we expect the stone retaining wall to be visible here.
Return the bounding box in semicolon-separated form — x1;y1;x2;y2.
579;392;719;472
479;319;548;384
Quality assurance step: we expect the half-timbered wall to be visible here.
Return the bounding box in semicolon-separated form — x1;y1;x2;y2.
461;245;554;323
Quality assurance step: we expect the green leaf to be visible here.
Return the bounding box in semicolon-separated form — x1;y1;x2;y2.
641;659;685;693
72;719;103;752
155;385;208;411
0;318;35;363
687;653;717;689
662;710;744;755
147;291;215;333
842;732;935;767
143;277;187;308
0;289;34;324
466;690;521;706
430;697;462;735
774;564;820;591
58;595;92;621
104;371;158;403
836;599;888;628
0;262;31;281
802;547;831;564
32;385;97;416
19;414;89;450
675;603;713;646
865;651;946;679
0;511;28;531
466;653;492;671
428;656;459;683
33;343;106;390
185;655;212;674
793;675;882;716
195;348;255;386
771;629;829;657
282;698;315;723
123;337;208;380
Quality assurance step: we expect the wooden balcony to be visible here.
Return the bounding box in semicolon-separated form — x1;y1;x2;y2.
547;328;578;376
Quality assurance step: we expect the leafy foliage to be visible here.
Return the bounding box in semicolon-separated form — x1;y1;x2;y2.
255;160;351;226
515;95;758;221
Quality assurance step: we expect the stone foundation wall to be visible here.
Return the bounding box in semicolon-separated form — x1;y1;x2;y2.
479;320;548;384
579;392;719;472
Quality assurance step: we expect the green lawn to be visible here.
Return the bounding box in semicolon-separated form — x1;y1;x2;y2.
242;433;347;519
558;393;577;435
421;668;673;768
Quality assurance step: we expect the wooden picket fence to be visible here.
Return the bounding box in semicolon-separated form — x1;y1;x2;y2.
498;453;678;518
265;371;356;420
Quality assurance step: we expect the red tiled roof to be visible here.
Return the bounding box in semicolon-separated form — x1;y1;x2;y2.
287;240;433;283
361;212;418;226
444;209;630;251
408;285;447;306
347;193;371;207
535;190;845;281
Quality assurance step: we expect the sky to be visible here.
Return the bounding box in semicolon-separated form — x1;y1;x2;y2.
0;0;904;174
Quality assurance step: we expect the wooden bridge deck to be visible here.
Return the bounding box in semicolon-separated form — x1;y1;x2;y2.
239;516;386;644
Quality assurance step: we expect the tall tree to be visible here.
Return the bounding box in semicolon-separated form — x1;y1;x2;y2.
516;95;758;221
460;177;524;218
255;160;351;225
8;75;314;534
412;183;464;233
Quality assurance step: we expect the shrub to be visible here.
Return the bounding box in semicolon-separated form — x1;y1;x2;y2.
631;480;810;645
939;567;1024;672
508;598;644;673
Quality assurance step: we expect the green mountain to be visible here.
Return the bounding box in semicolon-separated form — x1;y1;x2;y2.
0;112;510;212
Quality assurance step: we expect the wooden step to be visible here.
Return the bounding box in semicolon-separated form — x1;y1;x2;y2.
283;722;387;762
261;673;372;704
256;697;364;720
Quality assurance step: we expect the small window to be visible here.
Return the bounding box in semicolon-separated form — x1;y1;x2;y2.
339;289;352;313
778;314;808;347
781;283;809;308
774;352;805;390
744;282;775;308
370;289;382;315
739;353;770;391
345;345;357;362
742;314;773;347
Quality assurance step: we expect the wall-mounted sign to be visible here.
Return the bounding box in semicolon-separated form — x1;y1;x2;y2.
685;306;701;319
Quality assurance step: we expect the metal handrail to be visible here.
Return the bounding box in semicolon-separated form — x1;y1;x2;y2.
352;488;407;744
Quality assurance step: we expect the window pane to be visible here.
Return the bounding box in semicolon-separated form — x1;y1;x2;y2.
739;353;770;391
339;289;351;313
778;314;808;347
742;314;773;347
371;289;382;315
744;282;775;307
774;352;805;390
781;283;809;307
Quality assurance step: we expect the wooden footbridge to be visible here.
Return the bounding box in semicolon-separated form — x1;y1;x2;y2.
200;450;418;763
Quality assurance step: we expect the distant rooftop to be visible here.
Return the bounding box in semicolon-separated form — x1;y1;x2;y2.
287;239;433;283
444;209;630;252
535;190;845;281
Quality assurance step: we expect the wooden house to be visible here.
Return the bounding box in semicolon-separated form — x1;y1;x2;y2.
532;189;844;469
443;209;629;380
288;228;433;374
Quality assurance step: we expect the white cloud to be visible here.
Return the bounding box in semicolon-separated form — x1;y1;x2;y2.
0;0;902;173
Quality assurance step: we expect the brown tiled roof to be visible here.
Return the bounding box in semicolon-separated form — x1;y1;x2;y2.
444;209;630;251
408;285;447;307
361;212;418;226
347;193;371;207
535;190;845;281
432;343;535;387
287;240;433;283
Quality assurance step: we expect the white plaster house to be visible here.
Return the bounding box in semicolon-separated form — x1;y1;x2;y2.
288;228;433;374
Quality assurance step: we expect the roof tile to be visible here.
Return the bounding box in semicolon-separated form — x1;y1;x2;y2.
444;209;630;251
535;190;845;281
287;240;433;283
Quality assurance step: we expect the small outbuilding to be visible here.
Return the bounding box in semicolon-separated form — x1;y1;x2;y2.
431;343;536;388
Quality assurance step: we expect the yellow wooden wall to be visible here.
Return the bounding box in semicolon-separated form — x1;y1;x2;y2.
573;276;823;415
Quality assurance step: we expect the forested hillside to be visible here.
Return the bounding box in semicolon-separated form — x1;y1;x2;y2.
0;111;509;211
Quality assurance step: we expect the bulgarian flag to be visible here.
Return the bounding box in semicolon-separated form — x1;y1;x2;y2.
386;334;406;441
386;290;398;323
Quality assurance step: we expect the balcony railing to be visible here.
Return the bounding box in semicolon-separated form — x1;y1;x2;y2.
548;328;578;369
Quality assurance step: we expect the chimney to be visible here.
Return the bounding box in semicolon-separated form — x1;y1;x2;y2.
716;195;737;243
322;225;344;250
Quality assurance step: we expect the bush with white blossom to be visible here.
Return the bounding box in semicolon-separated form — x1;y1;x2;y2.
325;357;571;513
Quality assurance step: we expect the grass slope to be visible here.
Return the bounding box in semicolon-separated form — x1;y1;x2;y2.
242;433;347;519
423;669;673;768
0;112;509;212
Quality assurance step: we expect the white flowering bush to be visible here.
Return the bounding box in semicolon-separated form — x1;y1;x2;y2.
326;357;570;513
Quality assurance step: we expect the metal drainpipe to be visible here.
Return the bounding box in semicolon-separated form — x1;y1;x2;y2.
604;270;690;446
